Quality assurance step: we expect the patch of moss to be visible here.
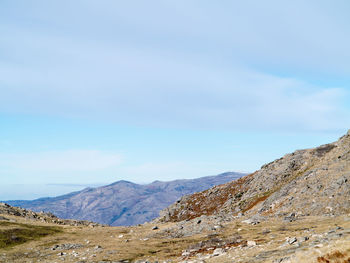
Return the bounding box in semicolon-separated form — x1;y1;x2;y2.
0;222;62;249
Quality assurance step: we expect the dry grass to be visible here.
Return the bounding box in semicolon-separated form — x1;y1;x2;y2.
290;240;350;263
0;215;210;262
204;215;350;263
317;250;350;263
2;214;350;263
0;220;62;249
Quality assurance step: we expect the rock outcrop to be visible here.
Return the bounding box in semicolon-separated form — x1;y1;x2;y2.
158;130;350;222
0;202;102;227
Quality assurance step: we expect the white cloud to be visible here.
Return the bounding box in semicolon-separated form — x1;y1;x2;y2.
0;44;348;132
0;0;349;132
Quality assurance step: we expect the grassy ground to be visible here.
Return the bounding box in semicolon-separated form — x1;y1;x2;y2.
0;221;62;249
1;214;350;262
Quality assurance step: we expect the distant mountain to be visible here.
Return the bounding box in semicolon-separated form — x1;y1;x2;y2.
5;172;245;226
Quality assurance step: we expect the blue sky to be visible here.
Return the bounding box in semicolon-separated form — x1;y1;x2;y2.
1;1;349;199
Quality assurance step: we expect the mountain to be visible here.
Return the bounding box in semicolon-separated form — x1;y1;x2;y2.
5;172;245;226
3;132;350;263
158;130;350;223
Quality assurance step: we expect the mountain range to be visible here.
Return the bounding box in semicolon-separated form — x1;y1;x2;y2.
2;132;350;262
5;172;245;226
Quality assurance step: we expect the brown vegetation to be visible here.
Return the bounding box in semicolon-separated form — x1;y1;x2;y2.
167;173;254;221
317;250;350;263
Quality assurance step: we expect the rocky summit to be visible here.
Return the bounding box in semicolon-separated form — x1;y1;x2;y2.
157;130;350;223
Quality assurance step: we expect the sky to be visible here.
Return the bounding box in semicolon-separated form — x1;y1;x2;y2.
1;0;350;200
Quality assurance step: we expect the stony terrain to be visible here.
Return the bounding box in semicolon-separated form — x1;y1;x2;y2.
1;204;350;263
0;202;102;227
5;172;244;226
1;131;350;262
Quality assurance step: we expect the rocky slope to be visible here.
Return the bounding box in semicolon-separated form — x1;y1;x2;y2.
5;172;244;226
0;202;102;227
158;130;350;223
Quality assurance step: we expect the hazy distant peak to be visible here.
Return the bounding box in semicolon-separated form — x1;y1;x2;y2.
5;172;245;226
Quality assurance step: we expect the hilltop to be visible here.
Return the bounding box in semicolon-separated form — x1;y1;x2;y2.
158;130;350;223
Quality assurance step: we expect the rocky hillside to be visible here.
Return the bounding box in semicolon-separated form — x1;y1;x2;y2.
158;130;350;223
5;172;244;226
0;202;101;227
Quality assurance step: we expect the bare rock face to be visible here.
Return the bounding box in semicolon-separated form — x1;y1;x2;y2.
158;130;350;222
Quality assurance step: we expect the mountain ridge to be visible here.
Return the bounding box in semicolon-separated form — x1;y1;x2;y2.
5;172;245;226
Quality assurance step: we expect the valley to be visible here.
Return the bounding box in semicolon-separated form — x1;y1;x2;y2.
1;207;350;263
2;130;350;262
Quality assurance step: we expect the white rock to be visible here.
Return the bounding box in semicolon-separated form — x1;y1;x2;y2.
182;251;191;257
247;240;256;247
287;237;297;245
212;248;225;256
242;219;253;224
314;244;324;248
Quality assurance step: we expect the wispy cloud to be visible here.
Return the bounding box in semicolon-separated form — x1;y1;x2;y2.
0;0;349;132
0;51;348;131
